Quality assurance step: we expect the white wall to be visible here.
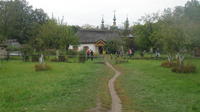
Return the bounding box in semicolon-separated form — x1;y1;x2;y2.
69;44;98;53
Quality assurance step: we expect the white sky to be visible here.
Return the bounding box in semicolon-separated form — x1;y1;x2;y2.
27;0;188;26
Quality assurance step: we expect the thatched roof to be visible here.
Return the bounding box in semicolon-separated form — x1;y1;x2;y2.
76;29;120;43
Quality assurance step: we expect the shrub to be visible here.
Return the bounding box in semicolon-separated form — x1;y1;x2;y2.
66;50;78;55
32;55;39;62
23;56;30;62
21;44;33;62
45;49;56;55
50;58;58;62
35;64;51;71
172;64;196;73
59;56;67;62
161;61;178;68
78;51;86;63
50;56;68;62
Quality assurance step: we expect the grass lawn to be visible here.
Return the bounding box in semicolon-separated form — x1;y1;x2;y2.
117;59;200;112
0;60;112;112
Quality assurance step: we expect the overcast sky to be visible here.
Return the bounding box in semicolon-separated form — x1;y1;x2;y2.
27;0;188;27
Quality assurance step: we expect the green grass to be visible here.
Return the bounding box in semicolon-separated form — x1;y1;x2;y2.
0;60;111;112
118;59;200;112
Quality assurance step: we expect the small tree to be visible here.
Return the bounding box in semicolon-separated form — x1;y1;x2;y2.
21;44;33;61
104;39;124;54
159;24;187;66
34;19;78;62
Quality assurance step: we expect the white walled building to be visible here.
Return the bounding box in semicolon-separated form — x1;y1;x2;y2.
69;29;120;54
69;14;133;54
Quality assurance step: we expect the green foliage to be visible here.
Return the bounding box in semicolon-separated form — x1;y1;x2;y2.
158;25;187;54
35;63;51;71
172;64;196;73
21;44;33;54
0;34;5;43
104;39;124;54
78;50;86;63
161;61;178;68
134;24;152;50
132;0;200;53
35;20;78;52
185;0;200;21
51;56;68;62
123;38;136;51
31;55;39;62
21;44;33;61
0;0;48;43
66;49;78;55
161;59;196;73
133;13;160;51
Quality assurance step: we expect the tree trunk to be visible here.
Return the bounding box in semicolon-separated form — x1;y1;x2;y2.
39;53;44;64
56;50;60;61
66;45;69;51
178;55;184;67
167;54;173;63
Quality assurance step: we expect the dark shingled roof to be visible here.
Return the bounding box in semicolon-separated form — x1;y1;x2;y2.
76;29;120;43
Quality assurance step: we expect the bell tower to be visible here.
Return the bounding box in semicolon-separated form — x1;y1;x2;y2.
101;16;105;30
124;16;129;30
113;11;116;26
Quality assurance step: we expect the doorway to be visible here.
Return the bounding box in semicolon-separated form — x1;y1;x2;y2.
98;46;103;54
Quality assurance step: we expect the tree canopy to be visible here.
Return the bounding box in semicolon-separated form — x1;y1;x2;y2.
132;0;200;52
0;0;48;44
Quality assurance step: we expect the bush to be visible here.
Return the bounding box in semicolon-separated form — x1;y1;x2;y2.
23;56;30;62
21;44;33;62
78;51;86;63
58;56;67;62
35;64;51;71
32;55;39;62
66;50;78;55
172;64;196;73
161;61;178;68
45;49;56;55
51;56;68;62
50;58;58;62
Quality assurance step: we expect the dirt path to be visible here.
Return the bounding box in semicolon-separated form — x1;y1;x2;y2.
87;61;122;112
106;62;122;112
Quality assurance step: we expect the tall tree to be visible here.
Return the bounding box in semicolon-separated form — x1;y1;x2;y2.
34;19;78;61
0;0;48;43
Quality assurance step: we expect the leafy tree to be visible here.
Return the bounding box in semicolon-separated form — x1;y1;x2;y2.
34;19;78;61
158;24;187;64
0;34;5;43
104;39;124;54
185;0;200;21
133;13;160;51
0;0;48;43
123;38;136;51
132;0;200;58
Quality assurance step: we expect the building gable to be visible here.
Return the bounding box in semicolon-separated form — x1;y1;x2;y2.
95;40;106;47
